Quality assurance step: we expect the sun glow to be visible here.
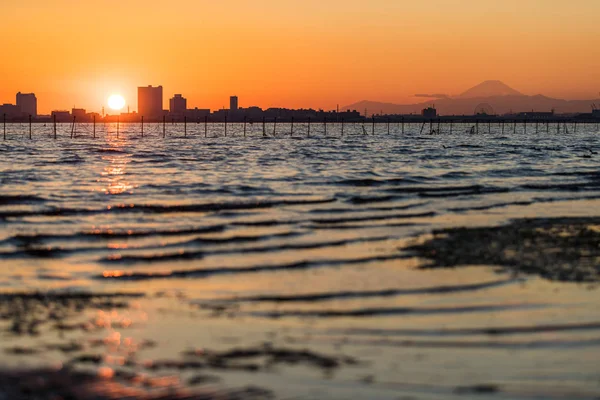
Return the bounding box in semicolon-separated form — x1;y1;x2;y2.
108;94;126;111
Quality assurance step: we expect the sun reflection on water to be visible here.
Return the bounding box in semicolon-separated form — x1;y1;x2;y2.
101;159;133;195
97;141;134;195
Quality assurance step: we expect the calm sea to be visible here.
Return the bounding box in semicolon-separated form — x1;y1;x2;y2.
1;122;600;399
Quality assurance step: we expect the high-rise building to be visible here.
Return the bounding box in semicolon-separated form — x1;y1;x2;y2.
16;92;37;116
169;94;187;115
138;85;163;118
230;96;238;111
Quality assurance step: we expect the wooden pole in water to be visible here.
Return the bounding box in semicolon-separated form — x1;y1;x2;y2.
224;116;227;137
419;121;426;135
273;117;277;136
488;121;491;134
93;115;96;138
184;116;187;137
262;116;266;136
116;116;119;138
546;122;549;134
29;115;32;139
140;116;143;138
290;116;294;136
438;119;441;135
324;116;327;136
205;116;208;137
450;119;453;134
341;118;344;136
53;114;56;139
243;116;247;137
387;118;390;135
524;120;526;134
430;119;433;134
3;114;5;140
536;121;538;134
402;117;405;134
513;120;516;134
70;116;76;139
163;115;166;138
307;117;311;137
372;116;375;135
501;120;504;135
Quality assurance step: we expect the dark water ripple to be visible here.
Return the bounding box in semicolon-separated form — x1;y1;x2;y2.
246;303;549;319
200;278;521;303
328;321;600;337
96;253;411;280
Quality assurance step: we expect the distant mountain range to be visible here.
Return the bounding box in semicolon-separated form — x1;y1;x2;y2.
344;81;600;116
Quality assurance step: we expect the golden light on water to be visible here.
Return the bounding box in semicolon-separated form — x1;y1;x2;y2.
100;154;133;195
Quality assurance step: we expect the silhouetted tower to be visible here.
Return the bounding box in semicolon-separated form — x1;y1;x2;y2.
169;94;187;115
16;92;37;117
230;96;238;112
138;85;163;118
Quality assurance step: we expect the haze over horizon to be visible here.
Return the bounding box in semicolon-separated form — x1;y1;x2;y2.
1;0;599;114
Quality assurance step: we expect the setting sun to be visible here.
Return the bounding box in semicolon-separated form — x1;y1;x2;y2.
108;94;126;111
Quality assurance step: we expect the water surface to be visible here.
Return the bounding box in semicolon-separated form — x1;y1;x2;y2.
1;122;600;399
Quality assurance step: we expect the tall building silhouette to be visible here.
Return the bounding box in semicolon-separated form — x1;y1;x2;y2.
16;92;37;116
138;85;163;118
230;96;238;111
169;94;187;115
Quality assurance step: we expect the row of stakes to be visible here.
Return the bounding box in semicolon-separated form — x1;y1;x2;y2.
2;113;597;140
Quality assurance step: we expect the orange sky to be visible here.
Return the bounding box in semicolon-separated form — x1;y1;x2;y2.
1;0;599;114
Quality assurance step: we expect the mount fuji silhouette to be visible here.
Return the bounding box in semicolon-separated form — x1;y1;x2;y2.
344;81;599;116
457;80;522;99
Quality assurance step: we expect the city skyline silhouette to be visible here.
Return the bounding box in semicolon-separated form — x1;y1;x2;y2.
2;80;600;121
